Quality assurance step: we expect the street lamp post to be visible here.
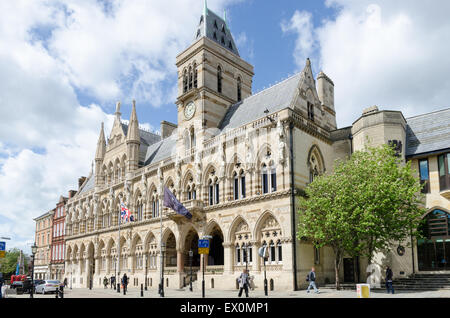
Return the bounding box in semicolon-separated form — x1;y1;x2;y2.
30;243;38;299
145;253;148;291
189;250;193;292
159;243;165;297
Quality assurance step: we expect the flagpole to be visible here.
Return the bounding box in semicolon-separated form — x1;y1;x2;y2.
159;191;164;297
117;201;121;293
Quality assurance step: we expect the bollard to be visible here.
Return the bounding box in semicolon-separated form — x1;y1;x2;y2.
123;284;126;295
141;284;144;297
60;286;64;298
117;283;120;293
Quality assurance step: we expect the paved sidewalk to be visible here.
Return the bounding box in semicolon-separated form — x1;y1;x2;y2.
5;286;450;298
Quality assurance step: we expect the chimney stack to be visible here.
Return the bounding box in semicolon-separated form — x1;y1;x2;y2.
160;121;177;139
78;177;87;190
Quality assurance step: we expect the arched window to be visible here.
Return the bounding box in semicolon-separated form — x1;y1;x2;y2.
183;69;188;93
307;101;315;122
237;77;242;102
277;240;282;263
151;190;159;218
136;199;143;222
308;147;325;183
417;209;450;271
188;66;193;90
208;175;219;205
232;168;246;200
193;63;198;88
190;127;196;148
261;161;276;194
186;176;196;201
217;66;222;93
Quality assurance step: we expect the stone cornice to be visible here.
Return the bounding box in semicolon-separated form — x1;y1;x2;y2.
203;189;292;212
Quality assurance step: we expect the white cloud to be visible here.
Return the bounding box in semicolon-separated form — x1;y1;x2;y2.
283;0;450;127
281;10;316;71
0;0;245;252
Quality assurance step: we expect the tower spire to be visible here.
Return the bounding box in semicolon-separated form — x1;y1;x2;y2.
115;101;121;122
95;122;106;160
203;0;208;16
127;99;139;142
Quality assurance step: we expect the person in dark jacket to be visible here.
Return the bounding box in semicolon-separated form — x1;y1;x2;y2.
110;276;115;289
385;266;394;294
306;267;320;294
122;274;128;293
237;269;250;297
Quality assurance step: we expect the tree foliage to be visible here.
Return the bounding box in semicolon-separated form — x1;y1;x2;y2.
0;248;28;279
297;144;426;289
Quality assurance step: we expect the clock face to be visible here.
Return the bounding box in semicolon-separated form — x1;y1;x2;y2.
184;101;196;120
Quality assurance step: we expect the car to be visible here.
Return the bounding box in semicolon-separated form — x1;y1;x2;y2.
10;281;23;289
22;279;45;293
35;280;61;294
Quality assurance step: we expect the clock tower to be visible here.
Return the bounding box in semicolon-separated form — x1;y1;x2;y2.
175;2;254;154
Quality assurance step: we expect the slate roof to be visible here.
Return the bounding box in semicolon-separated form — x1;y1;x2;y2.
195;8;239;56
78;174;95;195
219;72;302;131
143;135;177;166
405;107;450;157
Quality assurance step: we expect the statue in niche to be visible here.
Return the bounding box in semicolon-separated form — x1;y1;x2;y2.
277;120;286;165
219;143;226;178
195;150;202;185
245;130;254;170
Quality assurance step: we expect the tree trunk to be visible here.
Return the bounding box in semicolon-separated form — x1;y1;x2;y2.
334;249;342;290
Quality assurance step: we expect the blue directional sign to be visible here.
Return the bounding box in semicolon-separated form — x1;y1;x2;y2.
0;242;5;258
198;239;209;248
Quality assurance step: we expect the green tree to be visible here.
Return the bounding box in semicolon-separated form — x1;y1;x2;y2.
0;248;28;279
297;144;425;289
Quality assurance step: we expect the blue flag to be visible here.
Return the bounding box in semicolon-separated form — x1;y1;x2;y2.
163;187;192;220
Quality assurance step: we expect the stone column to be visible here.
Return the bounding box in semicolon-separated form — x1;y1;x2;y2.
252;241;261;272
177;249;184;273
223;242;234;274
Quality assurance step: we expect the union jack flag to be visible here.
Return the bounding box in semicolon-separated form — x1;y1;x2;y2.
120;202;132;223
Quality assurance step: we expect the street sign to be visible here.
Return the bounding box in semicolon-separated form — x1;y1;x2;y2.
198;239;209;248
198;239;209;255
0;251;5;258
0;242;5;251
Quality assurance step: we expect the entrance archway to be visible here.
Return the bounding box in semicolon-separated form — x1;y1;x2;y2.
184;230;200;267
417;209;450;271
208;225;224;266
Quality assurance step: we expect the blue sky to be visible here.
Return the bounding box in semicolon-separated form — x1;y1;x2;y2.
72;0;336;133
1;0;450;253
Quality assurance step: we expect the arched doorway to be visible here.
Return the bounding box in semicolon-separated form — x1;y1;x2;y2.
209;226;224;266
184;230;200;267
417;209;450;271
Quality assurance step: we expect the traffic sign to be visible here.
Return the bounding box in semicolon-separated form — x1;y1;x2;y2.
0;251;5;258
198;239;209;248
198;248;209;255
198;239;209;255
0;241;5;251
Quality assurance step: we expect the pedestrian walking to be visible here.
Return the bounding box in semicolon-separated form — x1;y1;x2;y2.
110;276;115;289
0;274;4;299
237;269;250;297
385;266;394;294
63;278;67;288
103;276;108;289
122;274;128;293
306;267;320;294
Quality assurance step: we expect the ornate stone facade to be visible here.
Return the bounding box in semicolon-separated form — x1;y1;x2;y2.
63;4;450;291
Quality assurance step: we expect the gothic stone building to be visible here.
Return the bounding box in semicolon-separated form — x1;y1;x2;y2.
64;6;450;290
